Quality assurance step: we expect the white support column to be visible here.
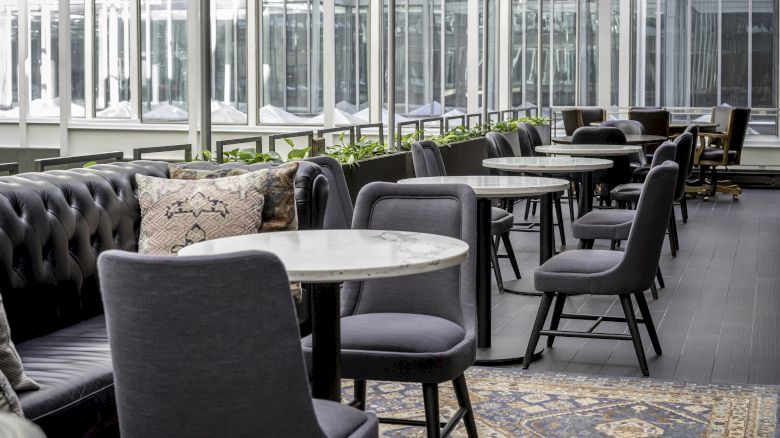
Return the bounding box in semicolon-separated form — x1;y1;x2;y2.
598;0;611;107
247;0;258;126
59;0;71;155
18;0;27;148
368;0;382;123
323;0;335;129
467;0;478;113
130;0;141;120
187;0;200;151
619;0;630;109
497;0;511;111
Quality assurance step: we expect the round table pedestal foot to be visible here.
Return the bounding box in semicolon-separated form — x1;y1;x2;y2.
500;278;543;297
475;334;546;366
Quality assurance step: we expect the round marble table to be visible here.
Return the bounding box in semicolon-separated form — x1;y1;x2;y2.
482;157;613;218
588;121;719;134
551;135;667;145
179;229;469;402
398;175;569;365
536;144;644;156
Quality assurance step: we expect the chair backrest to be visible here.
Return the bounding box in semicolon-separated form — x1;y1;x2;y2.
671;133;693;201
595;162;679;294
571;126;627;145
711;106;732;132
561;109;582;136
486;132;517;159
411;140;447;177
726;108;751;160
628;108;670;137
98;250;327;438
342;182;478;346
579;108;607;126
683;124;699;178
305;156;353;229
601;120;644;136
649;141;677;168
519;122;544;148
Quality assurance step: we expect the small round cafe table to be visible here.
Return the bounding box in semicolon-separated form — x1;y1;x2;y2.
179;229;469;402
483;157;613;218
398;175;569;365
551;134;667;145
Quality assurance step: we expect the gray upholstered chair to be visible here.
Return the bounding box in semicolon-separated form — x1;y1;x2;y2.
521;122;578;220
571;126;627;145
303;182;479;438
572;126;630;206
412;140;519;293
523;161;680;377
98;250;378;438
601;119;644;136
306;156;354;230
485;132;567;246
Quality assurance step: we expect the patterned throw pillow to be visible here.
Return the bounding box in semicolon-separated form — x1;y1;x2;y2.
0;370;23;417
169;162;299;232
136;172;266;255
0;298;38;393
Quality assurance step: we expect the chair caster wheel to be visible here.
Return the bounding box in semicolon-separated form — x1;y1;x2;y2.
733;195;740;202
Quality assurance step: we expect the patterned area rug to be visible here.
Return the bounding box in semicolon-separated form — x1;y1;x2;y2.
346;367;779;437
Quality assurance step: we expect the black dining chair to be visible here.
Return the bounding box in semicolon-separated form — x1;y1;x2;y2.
412;140;520;293
306;155;354;230
98;250;378;438
629;108;671;161
304;182;479;438
523;161;680;377
602;120;647;175
571;126;630;206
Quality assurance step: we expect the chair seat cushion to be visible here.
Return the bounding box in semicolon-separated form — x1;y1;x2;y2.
302;313;473;383
572;209;636;241
700;147;737;163
535;250;623;294
610;183;643;203
491;207;514;235
17;317;116;436
313;399;378;438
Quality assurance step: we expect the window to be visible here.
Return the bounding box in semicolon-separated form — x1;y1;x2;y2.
478;0;497;112
71;0;85;117
29;0;60;118
334;0;369;120
141;0;189;122
0;1;17;118
95;0;132;118
212;0;247;124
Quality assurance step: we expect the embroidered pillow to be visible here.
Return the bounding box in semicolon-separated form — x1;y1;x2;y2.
136;172;266;255
167;165;248;180
0;370;23;417
0;297;37;393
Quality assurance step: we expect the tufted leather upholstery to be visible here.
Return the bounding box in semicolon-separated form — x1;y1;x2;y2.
0;160;327;436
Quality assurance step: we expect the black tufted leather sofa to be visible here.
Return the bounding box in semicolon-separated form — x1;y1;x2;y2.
0;160;328;437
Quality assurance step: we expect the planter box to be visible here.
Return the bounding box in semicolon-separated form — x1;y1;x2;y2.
438;137;492;177
341;152;414;202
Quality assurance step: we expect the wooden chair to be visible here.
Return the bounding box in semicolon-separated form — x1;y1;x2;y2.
693;107;751;201
561;108;606;136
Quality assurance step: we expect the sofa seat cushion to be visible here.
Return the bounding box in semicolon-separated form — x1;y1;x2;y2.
16;316;115;434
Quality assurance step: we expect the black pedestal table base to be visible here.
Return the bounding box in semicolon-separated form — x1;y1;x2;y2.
310;283;341;402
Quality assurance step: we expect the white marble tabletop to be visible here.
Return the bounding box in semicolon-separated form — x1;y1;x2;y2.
483;157;614;173
535;144;644;157
177;229;469;283
398;175;570;198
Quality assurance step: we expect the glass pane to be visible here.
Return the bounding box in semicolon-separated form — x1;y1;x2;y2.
29;0;59;118
578;0;598;106
524;0;539;108
478;0;496;112
0;1;18;118
212;0;247;124
691;0;717;107
721;0;749;106
261;0;323;123
611;0;619;105
334;0;368;118
95;0;132;118
659;0;688;108
70;0;85;117
141;0;188;122
444;0;467;112
752;0;776;109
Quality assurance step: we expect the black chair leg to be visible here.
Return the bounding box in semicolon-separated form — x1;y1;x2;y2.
656;267;665;289
567;180;576;221
619;295;650;377
490;238;504;292
634;292;663;356
610;240;618;250
649;282;659;300
532;201;537;216
546;294;566;348
523;292;555;369
422;383;441;438
352;380;367;410
524;200;531;220
578;239;594;250
680;197;688;224
668;217;677;257
554;197;566;246
671;209;680;252
452;375;479;438
500;233;521;279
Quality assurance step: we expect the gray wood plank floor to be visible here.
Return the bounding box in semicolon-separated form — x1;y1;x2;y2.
493;189;780;385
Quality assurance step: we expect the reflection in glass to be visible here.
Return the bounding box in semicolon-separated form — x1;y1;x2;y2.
752;0;776;110
212;0;247;124
141;0;188;121
71;1;85;117
721;0;749;106
0;1;17;118
478;0;497;111
29;0;60;117
334;0;368;119
578;0;597;106
691;0;717;107
95;0;132;118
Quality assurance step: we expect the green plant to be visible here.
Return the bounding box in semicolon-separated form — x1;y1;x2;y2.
83;161;97;168
191;137;311;164
396;129;425;152
326;132;389;166
429;125;482;145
